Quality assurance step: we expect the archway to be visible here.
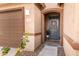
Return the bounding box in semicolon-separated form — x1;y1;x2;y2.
41;8;63;46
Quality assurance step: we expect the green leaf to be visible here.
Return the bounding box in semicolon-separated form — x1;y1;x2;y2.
1;47;10;55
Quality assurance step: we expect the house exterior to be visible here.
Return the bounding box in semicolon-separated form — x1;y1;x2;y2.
0;3;79;56
0;3;45;52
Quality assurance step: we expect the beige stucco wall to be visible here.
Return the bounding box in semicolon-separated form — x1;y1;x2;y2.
74;4;79;42
24;4;35;51
64;4;76;41
63;38;76;56
33;4;42;49
63;3;79;56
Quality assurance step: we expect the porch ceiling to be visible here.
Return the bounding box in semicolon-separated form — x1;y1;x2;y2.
45;3;58;8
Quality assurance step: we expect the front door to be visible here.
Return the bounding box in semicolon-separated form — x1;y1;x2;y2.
46;14;60;40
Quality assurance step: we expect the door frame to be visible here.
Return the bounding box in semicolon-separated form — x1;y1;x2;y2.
41;8;63;46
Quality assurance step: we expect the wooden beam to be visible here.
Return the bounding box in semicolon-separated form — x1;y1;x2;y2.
34;3;46;10
57;3;64;7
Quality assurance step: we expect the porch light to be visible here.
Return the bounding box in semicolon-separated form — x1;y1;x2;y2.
25;10;30;15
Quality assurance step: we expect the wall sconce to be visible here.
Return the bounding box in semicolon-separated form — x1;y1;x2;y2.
25;9;31;22
25;9;30;15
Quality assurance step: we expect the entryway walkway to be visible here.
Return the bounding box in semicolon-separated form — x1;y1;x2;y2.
38;45;57;56
36;41;65;56
21;41;65;56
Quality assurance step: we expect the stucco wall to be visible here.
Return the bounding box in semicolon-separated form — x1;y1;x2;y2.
63;3;79;56
74;3;79;42
63;38;76;56
24;4;35;51
34;5;42;49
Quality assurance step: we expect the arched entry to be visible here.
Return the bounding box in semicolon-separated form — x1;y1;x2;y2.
41;8;63;46
45;12;60;40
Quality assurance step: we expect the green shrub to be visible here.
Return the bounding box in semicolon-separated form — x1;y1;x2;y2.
1;47;10;55
15;32;29;56
20;32;29;49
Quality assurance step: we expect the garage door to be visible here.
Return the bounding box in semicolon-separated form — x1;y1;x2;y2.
0;8;24;48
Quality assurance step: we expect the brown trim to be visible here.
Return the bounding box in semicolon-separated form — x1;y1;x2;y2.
57;3;64;7
28;32;42;36
0;7;24;13
64;33;79;50
42;8;63;14
40;3;46;8
34;3;45;10
60;8;64;46
41;12;42;44
22;7;25;35
0;9;22;13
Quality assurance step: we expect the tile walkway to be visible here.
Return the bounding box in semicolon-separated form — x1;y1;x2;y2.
38;45;57;56
21;40;65;56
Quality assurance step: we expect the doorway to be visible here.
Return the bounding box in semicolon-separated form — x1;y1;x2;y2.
45;12;60;41
41;8;63;45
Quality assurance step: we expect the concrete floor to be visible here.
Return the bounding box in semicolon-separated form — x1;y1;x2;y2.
21;40;65;56
38;45;57;56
